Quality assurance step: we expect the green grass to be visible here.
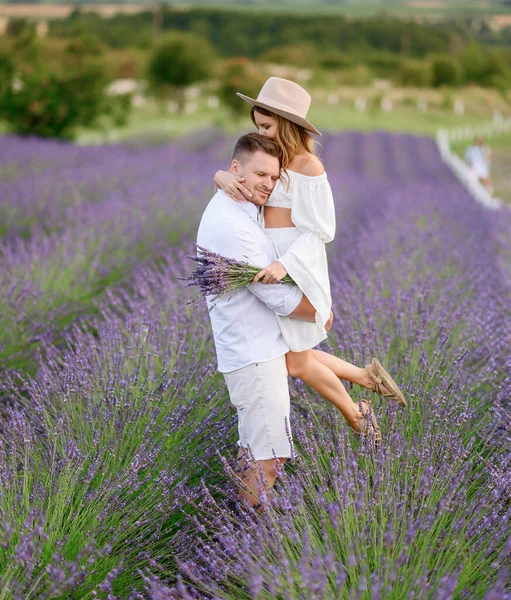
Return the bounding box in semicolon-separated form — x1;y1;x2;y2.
71;95;499;146
308;104;491;136
0;102;499;145
194;0;511;18
2;0;510;18
450;131;511;153
75;104;230;145
0;294;231;598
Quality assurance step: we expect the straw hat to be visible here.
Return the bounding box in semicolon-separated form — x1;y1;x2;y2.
236;77;321;136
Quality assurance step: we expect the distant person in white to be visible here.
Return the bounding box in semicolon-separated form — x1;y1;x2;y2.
197;133;324;510
464;137;493;194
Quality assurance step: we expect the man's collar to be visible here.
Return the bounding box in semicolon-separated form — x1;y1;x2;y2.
218;189;261;224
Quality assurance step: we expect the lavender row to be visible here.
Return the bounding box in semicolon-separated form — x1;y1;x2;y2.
0;130;460;378
0;250;236;598
1;130;510;598
0;131;232;240
0;134;232;376
161;133;511;599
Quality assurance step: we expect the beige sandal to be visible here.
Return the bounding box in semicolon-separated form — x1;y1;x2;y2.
366;358;407;407
351;398;382;450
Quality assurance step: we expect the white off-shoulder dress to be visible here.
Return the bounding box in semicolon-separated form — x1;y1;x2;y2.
263;169;336;352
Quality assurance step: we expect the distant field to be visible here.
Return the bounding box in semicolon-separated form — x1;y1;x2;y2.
10;83;499;146
0;3;151;19
74;104;491;146
205;0;511;20
0;0;510;21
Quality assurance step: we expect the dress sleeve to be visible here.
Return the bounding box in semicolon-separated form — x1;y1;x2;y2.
278;175;336;272
288;175;336;242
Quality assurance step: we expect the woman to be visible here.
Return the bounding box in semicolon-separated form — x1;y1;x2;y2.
214;77;406;444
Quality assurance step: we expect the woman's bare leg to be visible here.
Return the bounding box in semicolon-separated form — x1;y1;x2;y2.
286;350;363;429
311;349;374;389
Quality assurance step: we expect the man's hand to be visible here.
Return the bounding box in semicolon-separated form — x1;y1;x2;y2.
253;261;287;284
324;310;334;332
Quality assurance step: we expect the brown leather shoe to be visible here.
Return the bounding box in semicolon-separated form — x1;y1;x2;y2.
366;358;407;407
351;398;382;451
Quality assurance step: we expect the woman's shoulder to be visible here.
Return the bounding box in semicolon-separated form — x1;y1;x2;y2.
288;154;325;178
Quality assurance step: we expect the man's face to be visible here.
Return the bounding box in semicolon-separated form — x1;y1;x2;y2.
230;150;280;207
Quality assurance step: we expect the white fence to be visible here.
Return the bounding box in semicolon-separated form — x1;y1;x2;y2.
436;118;511;211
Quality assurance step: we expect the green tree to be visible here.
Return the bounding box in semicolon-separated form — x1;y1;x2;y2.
218;58;265;118
0;34;131;139
0;50;15;101
459;42;486;85
145;31;216;110
398;59;432;87
431;55;463;87
5;17;36;39
319;49;352;71
259;44;317;68
482;49;511;89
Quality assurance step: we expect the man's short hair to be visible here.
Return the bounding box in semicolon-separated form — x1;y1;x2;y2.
231;132;281;166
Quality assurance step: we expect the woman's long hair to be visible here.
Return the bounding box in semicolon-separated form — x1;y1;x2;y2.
250;106;320;172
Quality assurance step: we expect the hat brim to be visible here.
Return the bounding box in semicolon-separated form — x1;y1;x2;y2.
236;92;322;136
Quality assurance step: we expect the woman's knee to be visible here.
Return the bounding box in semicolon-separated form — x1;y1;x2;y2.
286;351;310;378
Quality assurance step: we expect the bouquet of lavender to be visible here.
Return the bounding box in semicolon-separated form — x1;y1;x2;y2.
182;245;296;306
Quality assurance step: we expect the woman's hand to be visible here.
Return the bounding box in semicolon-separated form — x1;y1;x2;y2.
324;310;334;332
214;170;253;203
253;261;287;284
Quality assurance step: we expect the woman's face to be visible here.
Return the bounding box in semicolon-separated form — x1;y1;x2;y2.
253;110;278;140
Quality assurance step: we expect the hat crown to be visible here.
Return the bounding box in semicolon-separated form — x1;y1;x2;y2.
257;77;311;119
236;76;321;135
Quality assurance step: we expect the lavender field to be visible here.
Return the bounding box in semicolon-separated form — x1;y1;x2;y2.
0;129;510;599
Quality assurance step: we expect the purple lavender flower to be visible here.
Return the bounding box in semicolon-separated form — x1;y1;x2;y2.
1;129;510;598
181;245;296;306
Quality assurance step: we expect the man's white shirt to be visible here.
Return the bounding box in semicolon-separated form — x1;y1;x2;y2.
197;190;303;373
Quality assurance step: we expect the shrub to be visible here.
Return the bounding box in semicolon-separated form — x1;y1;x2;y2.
145;31;216;110
0;48;14;100
0;34;131;139
358;50;401;79
431;54;463;87
259;43;318;68
398;58;432;87
5;17;36;38
319;49;353;71
482;49;511;87
218;58;265;118
459;42;487;85
442;91;454;110
339;64;373;86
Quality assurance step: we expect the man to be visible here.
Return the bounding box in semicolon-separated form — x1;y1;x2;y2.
197;132;327;510
464;137;493;194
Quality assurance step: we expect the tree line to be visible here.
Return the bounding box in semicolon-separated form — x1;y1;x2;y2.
50;7;463;55
46;6;511;88
2;6;511;140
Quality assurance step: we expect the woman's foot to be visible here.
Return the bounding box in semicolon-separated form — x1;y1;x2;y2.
351;399;382;450
364;358;407;407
